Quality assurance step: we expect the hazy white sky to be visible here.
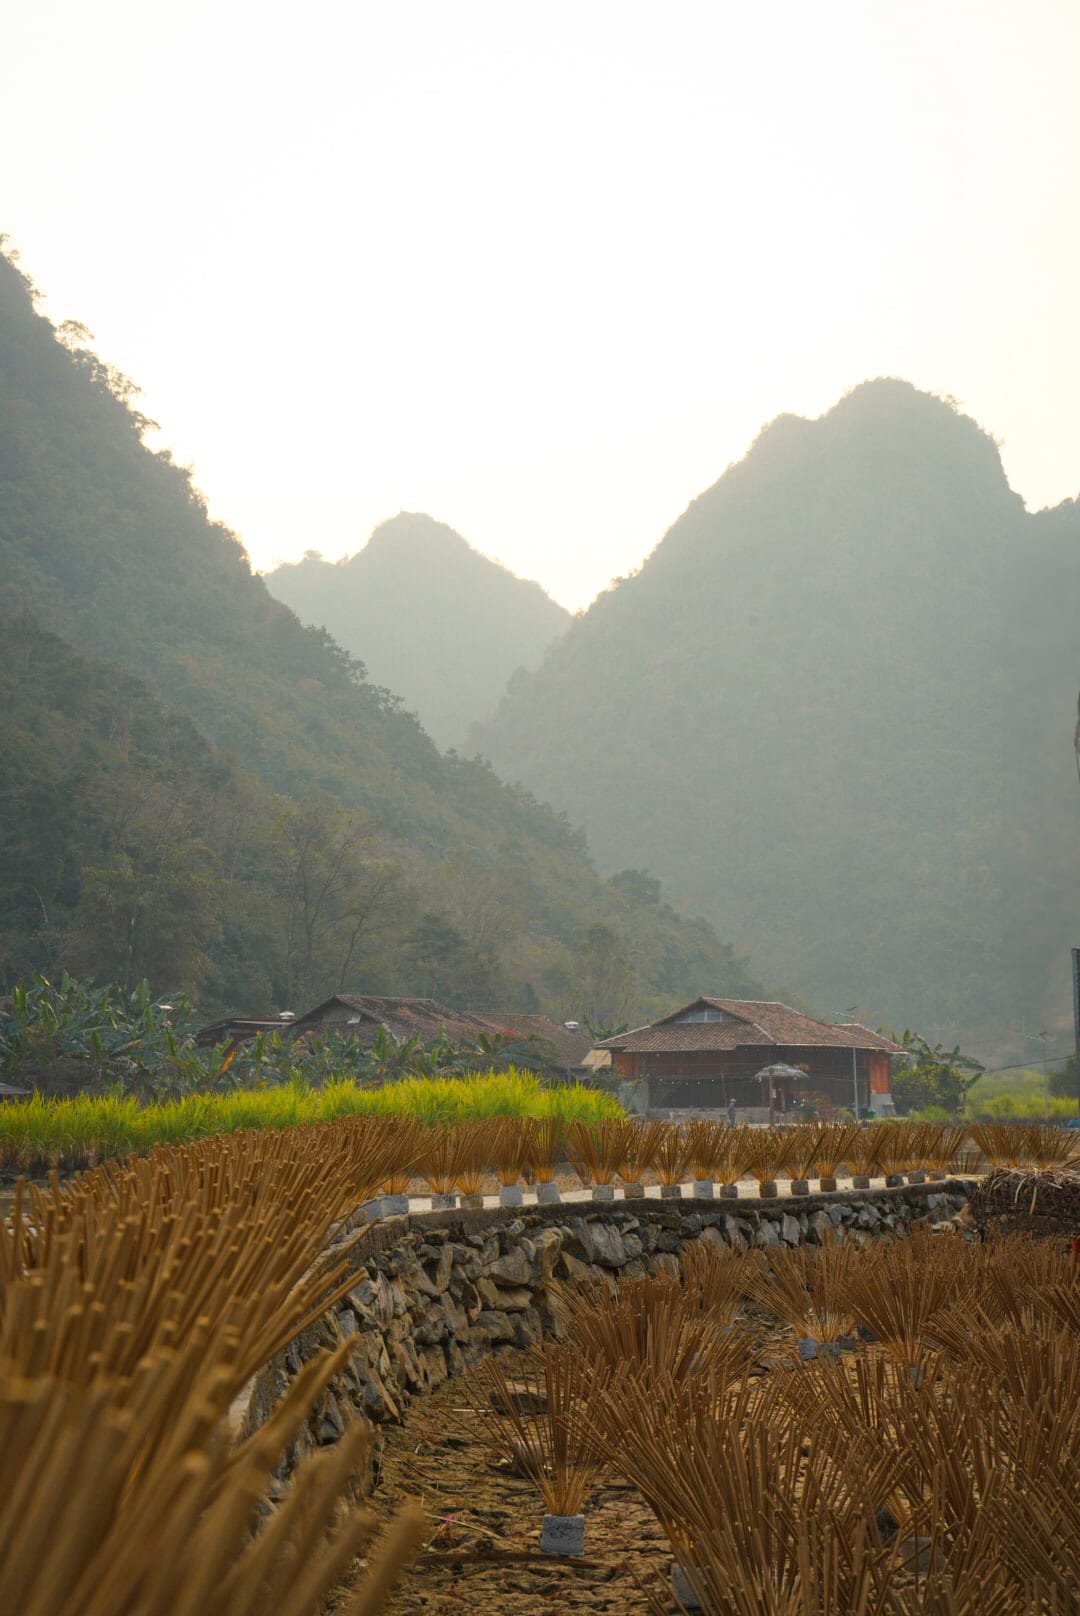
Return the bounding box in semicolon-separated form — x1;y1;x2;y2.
5;0;1078;609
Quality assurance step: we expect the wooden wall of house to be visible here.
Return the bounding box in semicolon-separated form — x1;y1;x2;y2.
616;1043;895;1118
617;1048;877;1081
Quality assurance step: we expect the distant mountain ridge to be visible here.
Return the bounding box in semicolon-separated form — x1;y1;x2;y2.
471;380;1080;1049
266;514;569;747
0;245;765;1020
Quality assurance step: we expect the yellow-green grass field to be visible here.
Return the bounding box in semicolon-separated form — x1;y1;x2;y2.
0;1069;622;1173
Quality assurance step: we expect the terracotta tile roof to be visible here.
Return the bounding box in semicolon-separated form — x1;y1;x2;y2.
596;1021;770;1053
698;1000;903;1051
598;999;903;1055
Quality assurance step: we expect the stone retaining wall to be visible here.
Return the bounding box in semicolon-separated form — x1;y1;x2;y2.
237;1180;974;1486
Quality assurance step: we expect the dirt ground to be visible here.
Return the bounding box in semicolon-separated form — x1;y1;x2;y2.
336;1356;680;1615
327;1313;942;1616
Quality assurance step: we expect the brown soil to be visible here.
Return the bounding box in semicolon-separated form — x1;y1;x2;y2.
334;1355;675;1615
327;1324;924;1615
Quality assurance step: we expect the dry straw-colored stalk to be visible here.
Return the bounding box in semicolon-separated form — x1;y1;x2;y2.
486;1117;533;1188
554;1248;756;1387
0;1130;400;1390
525;1117;566;1185
722;1122;759;1188
809;1121;860;1186
593;1363;893;1616
748;1233;858;1348
745;1126;803;1191
447;1120;488;1197
418;1125;473;1195
589;1362;763;1542
0;1118;432;1616
618;1118;664;1186
873;1124;913;1179
685;1118;732;1182
923;1124;968;1173
1021;1122;1080;1170
376;1119;423;1195
0;1120;433;1616
0;1337;426;1616
841;1229;968;1372
652;1121;695;1187
679;1237;762;1324
926;1232;1070;1336
842;1124;890;1180
781;1122;829;1183
566;1118;629;1187
968;1122;1031;1170
464;1341;609;1515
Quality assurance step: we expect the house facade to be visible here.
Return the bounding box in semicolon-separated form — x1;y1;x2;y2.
596;998;903;1118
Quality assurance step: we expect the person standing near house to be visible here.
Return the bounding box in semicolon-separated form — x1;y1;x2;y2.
727;1097;737;1127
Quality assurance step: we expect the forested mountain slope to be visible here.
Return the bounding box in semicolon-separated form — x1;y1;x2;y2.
0;247;764;1019
266;515;569;747
472;381;1080;1047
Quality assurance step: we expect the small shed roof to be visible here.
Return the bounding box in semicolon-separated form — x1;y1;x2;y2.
194;1017;294;1049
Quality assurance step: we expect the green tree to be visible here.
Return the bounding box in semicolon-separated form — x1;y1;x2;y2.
404;912;507;1009
891;1031;984;1116
69;846;220;996
270;796;400;1008
1049;1056;1080;1105
567;924;638;1031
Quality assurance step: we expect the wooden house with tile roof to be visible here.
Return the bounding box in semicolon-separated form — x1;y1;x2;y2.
287;997;592;1074
596;997;903;1119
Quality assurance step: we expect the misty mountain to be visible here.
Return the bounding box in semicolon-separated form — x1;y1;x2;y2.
0;246;765;1018
266;516;569;747
471;380;1080;1048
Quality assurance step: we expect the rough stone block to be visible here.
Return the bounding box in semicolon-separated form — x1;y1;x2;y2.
472;1309;515;1344
486;1247;533;1286
557;1251;597;1287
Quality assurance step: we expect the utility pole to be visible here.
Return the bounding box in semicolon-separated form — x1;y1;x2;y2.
844;1007;859;1120
1072;949;1080;1121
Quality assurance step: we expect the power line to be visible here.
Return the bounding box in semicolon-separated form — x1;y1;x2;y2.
972;1054;1072;1078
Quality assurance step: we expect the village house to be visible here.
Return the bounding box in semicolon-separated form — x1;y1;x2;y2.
288;994;502;1046
197;996;592;1076
595;997;903;1119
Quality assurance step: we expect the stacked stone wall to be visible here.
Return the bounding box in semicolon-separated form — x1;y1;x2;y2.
236;1181;974;1485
